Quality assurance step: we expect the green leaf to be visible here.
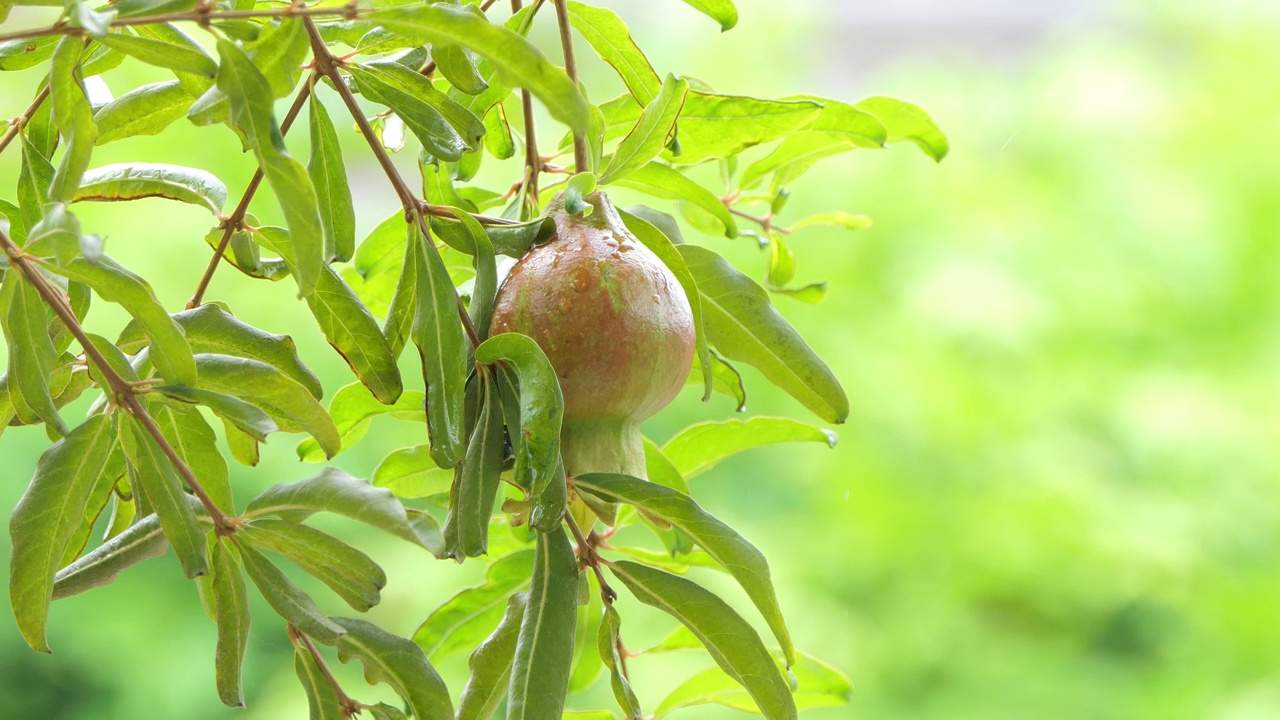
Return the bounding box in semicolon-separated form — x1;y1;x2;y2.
55;255;197;385
298;382;424;462
482;104;515;160
617;208;714;400
100;31;217;77
669;93;820;164
153;403;233;512
48;37;99;203
567;2;660;106
307;94;355;263
792;211;871;232
600;76;689;185
855;95;949;161
59;450;122;567
508;527;579;720
244;468;441;552
456;593;526;720
599;605;642;718
664;417;836;479
613;163;735;237
409;224;468;468
349;61;484;161
53;509;171;600
367;703;410;720
766;233;795;287
680;0;738;30
474;333;563;506
609;561;795;720
118;303;324;400
564;172;598;215
156;386;278;446
413;549;534;660
657;651;852;716
435;42;488;96
684;348;747;411
370;4;589;131
216;39;323;298
678;245;848;423
223;418;261;466
93;80;195;145
442;370;505;559
242;519;386;612
210;539;251;707
9;414;116;652
332;617;454;720
73;163;227;215
18;134;55;235
192;354;340;458
236;541;345;646
454;210;497;339
372;445;454;498
1;273;65;433
569;582;604;693
118;413;208;579
294;645;344;720
574;473;794;666
0;36;59;71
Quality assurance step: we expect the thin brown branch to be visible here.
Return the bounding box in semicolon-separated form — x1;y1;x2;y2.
0;3;361;45
287;626;361;717
510;0;542;208
0;227;234;532
187;76;314;309
551;0;588;173
564;509;617;604
726;205;791;235
0;86;50;159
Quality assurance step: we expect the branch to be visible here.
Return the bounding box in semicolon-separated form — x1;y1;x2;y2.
551;0;588;174
0;86;50;159
302;17;482;348
0;3;362;45
187;75;314;309
564;509;617;605
511;0;543;208
0;227;235;533
287;626;362;717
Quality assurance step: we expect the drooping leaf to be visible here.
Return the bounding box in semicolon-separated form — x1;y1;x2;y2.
613;162;735;237
680;0;738;31
349;61;484;161
236;541;345;646
153;386;279;443
600;75;689;185
678;245;848;423
507;527;579;720
574;473;795;666
567;2;660;105
569;580;605;693
17;134;55;235
434;42;488;96
599;605;642;719
9;414;116;652
409;224;469;468
454;210;497;339
663;417;837;479
609;561;796;720
93;80;195;144
153;403;234;512
74;163;226;215
413;549;534;660
656;652;853;717
298;382;424;462
370;4;589;131
59;448;123;567
100;31;217;77
307;93;356;263
668;93;820;165
241;519;386;612
48;37;99;203
1;272;65;433
294;644;344;720
855;95;949;161
456;593;526;720
442;370;505;559
332;617;454;720
245;468;441;552
118;413;208;579
210;539;251;707
52;509;172;600
372;445;454;498
0;36;59;71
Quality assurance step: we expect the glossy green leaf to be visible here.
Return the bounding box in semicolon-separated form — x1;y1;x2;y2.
456;593;526;720
132;22;213;96
413;549;534;660
0;36;58;71
1;273;65;433
223;418;261;467
678;245;848;423
855;95;949;161
73;163;227;215
482;104;515;160
508;527;579;720
298;382;424;462
613;162;735;237
684;348;746;411
156;386;277;443
664;417;835;479
658;651;852;717
236;541;344;646
192;354;340;458
599;605;642;719
294;645;344;720
601;76;689;184
455;210;497;338
766;233;796;287
680;0;738;30
9;414;116;652
307;94;355;263
574;472;794;666
153;403;233;512
242;519;386;612
59;449;122;567
52;509;171;600
55;256;196;385
442;371;505;559
610;561;795;720
669;93;820;164
100;32;217;77
332;617;454;720
118;413;208;579
48;37;98;203
564;172;598;215
370;4;589;131
210;539;251;707
244;468;442;552
119;303;323;399
474;333;563;505
216;39;323;298
372;445;454;499
17;134;54;235
568;579;604;693
567;2;660;105
435;42;488;95
93;80;195;145
409;224;468;468
350;61;484;160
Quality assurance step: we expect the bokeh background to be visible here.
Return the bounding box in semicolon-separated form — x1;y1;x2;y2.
3;0;1280;717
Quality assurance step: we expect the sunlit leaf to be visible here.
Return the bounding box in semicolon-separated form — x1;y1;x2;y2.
74;163;226;215
242;519;386;612
414;549;534;660
100;31;217;77
153;403;234;512
612;162;735;237
93;80;194;144
48;38;98;203
658;651;852;716
855;95;949;161
600;75;689;185
372;445;453;498
599;605;642;718
668;93;820;164
307;94;356;263
680;0;738;31
297;382;423;462
567;2;660;105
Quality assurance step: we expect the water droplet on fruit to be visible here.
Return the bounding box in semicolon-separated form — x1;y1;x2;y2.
557;299;571;314
571;269;591;292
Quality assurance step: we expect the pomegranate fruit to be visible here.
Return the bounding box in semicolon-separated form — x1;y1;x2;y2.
490;192;695;481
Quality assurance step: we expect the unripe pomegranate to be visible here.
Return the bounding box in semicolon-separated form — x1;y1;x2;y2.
490;192;695;481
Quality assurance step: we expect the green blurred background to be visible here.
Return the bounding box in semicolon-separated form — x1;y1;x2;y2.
4;0;1280;717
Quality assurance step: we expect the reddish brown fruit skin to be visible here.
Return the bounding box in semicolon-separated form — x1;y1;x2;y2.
490;193;694;477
